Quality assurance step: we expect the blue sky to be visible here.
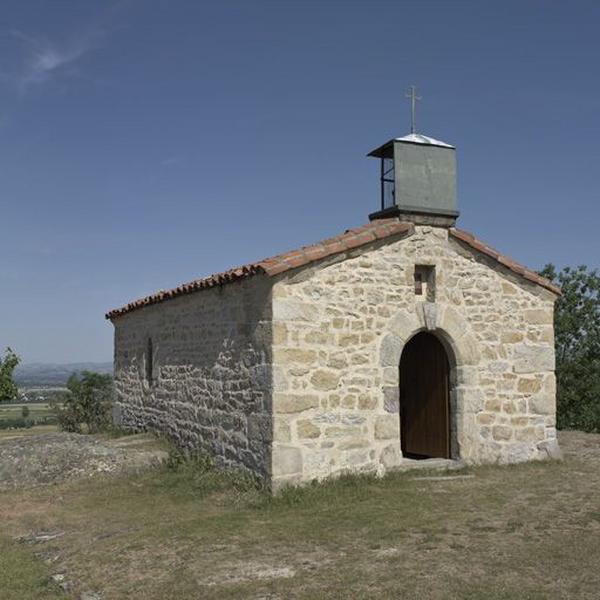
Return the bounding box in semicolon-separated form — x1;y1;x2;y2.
1;0;599;364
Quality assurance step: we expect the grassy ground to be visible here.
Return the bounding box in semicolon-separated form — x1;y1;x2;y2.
0;402;58;420
0;430;599;599
0;535;64;600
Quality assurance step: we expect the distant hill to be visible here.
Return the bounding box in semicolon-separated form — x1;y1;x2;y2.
14;362;113;387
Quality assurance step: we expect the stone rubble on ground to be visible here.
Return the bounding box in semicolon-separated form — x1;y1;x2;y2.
0;432;167;490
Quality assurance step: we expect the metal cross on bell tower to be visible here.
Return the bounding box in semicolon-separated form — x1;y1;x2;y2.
405;85;422;134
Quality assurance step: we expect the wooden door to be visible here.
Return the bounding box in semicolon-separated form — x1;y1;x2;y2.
399;332;450;459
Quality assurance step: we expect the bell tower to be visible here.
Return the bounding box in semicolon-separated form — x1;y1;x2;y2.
368;87;458;226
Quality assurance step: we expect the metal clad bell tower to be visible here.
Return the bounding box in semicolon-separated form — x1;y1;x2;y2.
368;87;458;226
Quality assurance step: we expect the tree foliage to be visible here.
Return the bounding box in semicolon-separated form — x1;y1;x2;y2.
540;264;600;432
0;347;20;403
55;371;113;434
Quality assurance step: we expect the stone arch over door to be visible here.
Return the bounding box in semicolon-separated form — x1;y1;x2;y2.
378;304;481;464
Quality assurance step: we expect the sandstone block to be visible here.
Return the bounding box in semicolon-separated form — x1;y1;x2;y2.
388;308;421;341
505;442;533;463
515;426;537;442
275;394;319;414
456;388;485;413
297;419;320;439
358;393;378;409
501;331;523;344
279;348;317;366
310;369;340;391
351;353;370;365
338;437;370;450
304;330;331;345
528;393;555;415
272;367;289;392
455;366;479;386
273;417;291;442
476;413;495;425
517;377;542;394
339;333;360;348
273;299;320;322
324;425;361;437
513;345;555;373
492;425;512;441
502;400;516;414
327;355;348;369
272;445;303;477
523;309;553;325
380;444;402;468
379;333;403;367
272;322;288;345
341;394;356;409
328;394;340;408
375;415;399;440
457;333;481;365
382;367;399;385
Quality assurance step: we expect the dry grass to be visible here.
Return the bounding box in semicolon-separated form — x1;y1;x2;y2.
0;430;599;599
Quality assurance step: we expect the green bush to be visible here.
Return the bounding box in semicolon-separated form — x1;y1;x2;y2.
0;348;20;403
55;371;113;434
540;264;600;432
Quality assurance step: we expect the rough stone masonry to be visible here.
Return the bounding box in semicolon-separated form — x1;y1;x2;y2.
107;219;561;491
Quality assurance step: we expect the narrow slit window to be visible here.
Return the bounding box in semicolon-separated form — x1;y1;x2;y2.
414;265;436;301
146;337;153;384
414;271;423;295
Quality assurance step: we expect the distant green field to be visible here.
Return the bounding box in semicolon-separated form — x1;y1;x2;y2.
0;403;61;426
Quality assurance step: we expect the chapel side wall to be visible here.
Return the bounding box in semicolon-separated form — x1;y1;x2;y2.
270;225;557;489
111;276;273;478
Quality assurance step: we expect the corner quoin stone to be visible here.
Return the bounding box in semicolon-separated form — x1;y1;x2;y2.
272;445;303;477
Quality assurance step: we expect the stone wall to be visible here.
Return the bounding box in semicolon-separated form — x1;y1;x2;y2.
270;225;558;489
110;276;273;478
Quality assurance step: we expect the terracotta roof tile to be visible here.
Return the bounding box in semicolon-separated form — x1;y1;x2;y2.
449;228;561;296
106;219;414;319
106;221;560;320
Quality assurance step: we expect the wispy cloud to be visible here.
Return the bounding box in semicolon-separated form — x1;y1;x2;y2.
10;27;104;92
161;156;185;167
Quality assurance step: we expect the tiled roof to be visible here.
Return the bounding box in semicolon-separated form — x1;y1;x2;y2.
105;219;414;319
449;228;561;295
106;220;560;320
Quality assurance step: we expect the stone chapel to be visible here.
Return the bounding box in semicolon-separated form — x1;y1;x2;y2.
107;130;561;491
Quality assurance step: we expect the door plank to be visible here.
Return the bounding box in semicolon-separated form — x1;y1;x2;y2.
399;332;450;459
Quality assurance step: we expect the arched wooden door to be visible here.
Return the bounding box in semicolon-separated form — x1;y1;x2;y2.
399;332;450;459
